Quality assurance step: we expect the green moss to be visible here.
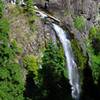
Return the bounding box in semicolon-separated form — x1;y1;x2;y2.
0;0;4;18
0;18;9;36
0;4;25;99
89;26;97;39
71;39;87;85
71;39;87;70
57;41;68;77
89;26;97;35
97;26;100;34
7;5;21;17
89;26;100;39
87;26;100;82
25;0;38;32
91;55;100;83
74;16;85;31
11;39;23;54
87;40;100;83
28;15;38;32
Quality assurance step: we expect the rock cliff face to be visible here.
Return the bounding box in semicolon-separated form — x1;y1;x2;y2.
4;3;56;57
36;0;99;32
4;0;100;56
34;0;100;76
39;0;99;55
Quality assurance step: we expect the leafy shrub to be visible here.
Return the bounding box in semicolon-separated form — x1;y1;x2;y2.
23;54;38;81
0;0;4;18
25;0;38;32
11;39;23;54
74;16;85;31
71;39;87;70
91;55;100;83
41;42;66;82
89;26;97;39
87;26;100;83
0;64;25;100
40;42;72;100
0;18;9;36
89;26;97;35
0;2;25;99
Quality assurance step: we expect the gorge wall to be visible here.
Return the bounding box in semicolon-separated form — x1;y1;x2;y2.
3;0;100;100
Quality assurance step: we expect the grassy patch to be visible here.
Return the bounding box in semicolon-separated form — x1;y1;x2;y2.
74;16;85;31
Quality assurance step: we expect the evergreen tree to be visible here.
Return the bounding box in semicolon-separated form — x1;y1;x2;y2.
41;42;72;100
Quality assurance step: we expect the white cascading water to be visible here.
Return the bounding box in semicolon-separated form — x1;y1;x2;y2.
52;23;81;99
35;9;81;99
10;0;26;5
11;0;16;4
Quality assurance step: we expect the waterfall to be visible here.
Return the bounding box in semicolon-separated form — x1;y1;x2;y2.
11;0;16;4
35;9;81;99
8;0;26;5
52;23;81;100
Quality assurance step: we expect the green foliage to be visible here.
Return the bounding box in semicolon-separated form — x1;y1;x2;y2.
89;26;97;35
97;26;100;34
25;0;36;18
0;64;25;100
40;42;72;100
71;39;87;70
42;42;65;78
16;0;20;5
91;55;100;83
0;42;14;65
11;39;23;54
23;54;39;81
0;18;9;37
89;26;97;39
0;0;4;18
0;4;25;99
41;42;65;83
87;26;100;82
91;39;100;82
0;40;25;100
74;16;85;31
25;0;38;32
26;0;34;14
92;38;100;55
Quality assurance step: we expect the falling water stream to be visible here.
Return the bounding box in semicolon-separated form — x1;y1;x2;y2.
52;23;81;99
9;0;25;5
35;9;81;100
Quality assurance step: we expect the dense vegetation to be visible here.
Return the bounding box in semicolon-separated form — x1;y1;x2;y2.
0;0;24;99
40;42;72;100
0;0;100;100
88;26;100;82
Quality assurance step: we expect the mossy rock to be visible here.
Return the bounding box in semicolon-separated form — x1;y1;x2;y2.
74;16;85;31
71;39;87;70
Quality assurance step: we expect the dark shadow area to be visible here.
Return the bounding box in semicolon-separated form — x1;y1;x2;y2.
24;72;48;100
24;71;73;100
24;72;38;99
80;56;100;100
42;71;73;100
